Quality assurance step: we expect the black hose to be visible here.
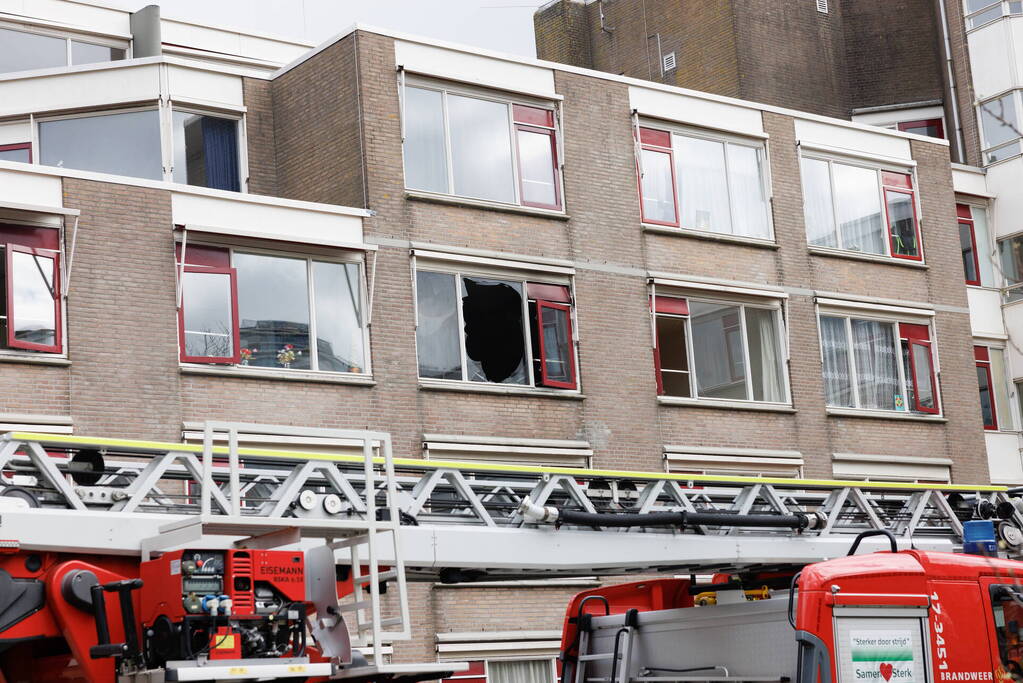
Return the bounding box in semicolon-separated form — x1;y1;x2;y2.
556;509;814;529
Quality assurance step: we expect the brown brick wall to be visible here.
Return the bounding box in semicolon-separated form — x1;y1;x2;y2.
841;0;945;111
532;0;593;69
61;178;183;439
243;77;278;197
534;0;963;127
270;34;366;208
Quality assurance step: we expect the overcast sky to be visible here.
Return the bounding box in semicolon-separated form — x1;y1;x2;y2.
101;0;544;57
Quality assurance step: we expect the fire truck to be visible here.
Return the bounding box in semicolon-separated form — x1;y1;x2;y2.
0;422;1019;683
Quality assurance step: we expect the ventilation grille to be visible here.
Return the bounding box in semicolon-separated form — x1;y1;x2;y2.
229;553;255;615
662;52;676;72
816;0;828;13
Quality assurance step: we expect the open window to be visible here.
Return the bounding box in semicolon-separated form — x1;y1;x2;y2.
0;225;63;355
652;292;788;404
899;323;937;414
177;243;369;373
402;79;563;211
819;310;939;415
802;156;922;261
415;267;578;391
976;346;998;430
882;172;921;260
5;245;61;353
636;124;771;239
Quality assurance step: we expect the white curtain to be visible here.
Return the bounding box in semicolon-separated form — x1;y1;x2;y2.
489;660;553;683
746;307;784;402
851;319;899;409
833;163;885;255
801;158;838;248
727;144;770;239
820;316;853;407
676;134;731;234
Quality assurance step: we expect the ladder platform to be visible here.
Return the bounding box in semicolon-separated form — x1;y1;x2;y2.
331;661;469;682
158;515;392;538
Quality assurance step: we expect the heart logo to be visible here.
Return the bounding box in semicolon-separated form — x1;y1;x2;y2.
879;664;894;681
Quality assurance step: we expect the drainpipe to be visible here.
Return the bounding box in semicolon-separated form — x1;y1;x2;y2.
936;0;967;163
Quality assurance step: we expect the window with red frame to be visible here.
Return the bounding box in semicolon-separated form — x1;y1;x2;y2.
801;158;922;260
976;346;997;430
636;125;771;239
177;243;368;372
897;119;945;140
819;314;938;414
402;83;562;211
652;294;788;403
0;143;31;164
882;171;922;260
899;323;938;414
415;270;578;390
958;204;982;286
0;224;62;354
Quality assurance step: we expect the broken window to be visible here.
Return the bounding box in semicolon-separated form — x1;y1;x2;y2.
415;269;577;389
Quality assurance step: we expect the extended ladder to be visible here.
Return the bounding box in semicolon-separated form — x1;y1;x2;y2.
0;426;1017;582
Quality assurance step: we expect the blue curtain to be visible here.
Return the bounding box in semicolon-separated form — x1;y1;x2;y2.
201;117;239;191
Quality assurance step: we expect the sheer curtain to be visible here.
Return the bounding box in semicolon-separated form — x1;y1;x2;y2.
851;319;899;409
820;316;853;407
746;307;784;402
833;163;885;255
676;135;731;234
489;661;553;683
728;145;770;239
801;158;837;248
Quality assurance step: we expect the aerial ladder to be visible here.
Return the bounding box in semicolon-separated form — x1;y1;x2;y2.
0;422;1018;682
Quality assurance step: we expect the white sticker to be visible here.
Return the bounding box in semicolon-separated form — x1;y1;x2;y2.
170;559;181;576
851;630;915;683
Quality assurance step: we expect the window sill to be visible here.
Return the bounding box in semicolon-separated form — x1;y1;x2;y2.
180;364;376;385
808;246;928;269
826;407;947;422
642;224;779;249
418;379;584;400
405;190;571;220
657;396;795;413
0;353;70;367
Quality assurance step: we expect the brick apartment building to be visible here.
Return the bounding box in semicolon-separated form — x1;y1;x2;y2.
0;0;994;675
536;0;1023;489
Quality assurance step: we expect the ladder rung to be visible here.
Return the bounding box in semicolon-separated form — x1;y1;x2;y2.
357;615;404;631
337;600;372;612
353;570;398;583
579;653;616;662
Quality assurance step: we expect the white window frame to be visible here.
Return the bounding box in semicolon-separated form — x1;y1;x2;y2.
996;230;1023;302
32;104;249;191
413;260;580;393
652;290;791;407
978;90;1023;165
440;657;558;682
401;76;565;212
0;20;130;71
639;120;775;242
965;0;1023;30
169;105;248;192
178;240;371;376
816;306;940;416
800;152;924;262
